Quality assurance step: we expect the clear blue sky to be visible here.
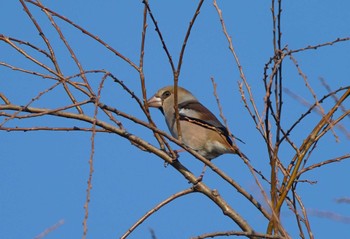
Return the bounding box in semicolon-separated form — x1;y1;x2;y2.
1;1;349;239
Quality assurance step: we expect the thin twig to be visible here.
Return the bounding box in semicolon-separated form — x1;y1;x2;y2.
20;0;84;114
289;186;306;239
0;127;110;132
213;0;263;134
295;192;314;239
308;209;350;224
287;37;350;55
121;188;195;239
176;0;204;75
274;88;350;227
25;0;139;71
0;61;57;79
82;71;106;239
298;154;350;176
289;54;338;141
192;231;284;239
283;86;350;140
142;0;175;72
37;0;94;95
34;219;65;239
0;81;61;127
319;77;349;118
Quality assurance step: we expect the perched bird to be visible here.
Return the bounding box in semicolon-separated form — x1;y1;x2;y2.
147;86;238;160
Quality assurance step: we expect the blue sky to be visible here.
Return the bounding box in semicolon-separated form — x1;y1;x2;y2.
1;1;349;239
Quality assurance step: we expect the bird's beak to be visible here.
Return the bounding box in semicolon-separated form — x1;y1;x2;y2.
147;95;162;108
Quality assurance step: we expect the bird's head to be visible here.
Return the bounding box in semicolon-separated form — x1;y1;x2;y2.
147;86;197;112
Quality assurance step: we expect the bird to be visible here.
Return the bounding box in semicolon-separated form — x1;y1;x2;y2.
147;85;239;160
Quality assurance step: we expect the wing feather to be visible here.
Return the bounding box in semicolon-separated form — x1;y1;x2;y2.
178;100;232;145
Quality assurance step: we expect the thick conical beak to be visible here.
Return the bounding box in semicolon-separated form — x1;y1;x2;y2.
147;95;162;108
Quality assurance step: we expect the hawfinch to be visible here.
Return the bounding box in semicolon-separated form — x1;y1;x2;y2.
147;86;238;160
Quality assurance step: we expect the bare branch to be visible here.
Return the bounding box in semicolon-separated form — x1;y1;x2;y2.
298;154;350;176
213;0;263;134
34;219;65;239
0;127;110;132
276;88;350;221
192;231;284;239
82;70;106;239
308;209;350;224
176;0;205;75
142;0;175;73
24;0;140;71
335;197;350;204
287;37;350;55
121;188;195;239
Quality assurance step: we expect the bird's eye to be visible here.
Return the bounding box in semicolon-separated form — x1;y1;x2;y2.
161;91;171;99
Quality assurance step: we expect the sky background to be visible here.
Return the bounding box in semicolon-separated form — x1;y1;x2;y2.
1;1;349;239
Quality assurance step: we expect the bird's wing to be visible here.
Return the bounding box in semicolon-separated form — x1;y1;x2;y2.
178;100;232;144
